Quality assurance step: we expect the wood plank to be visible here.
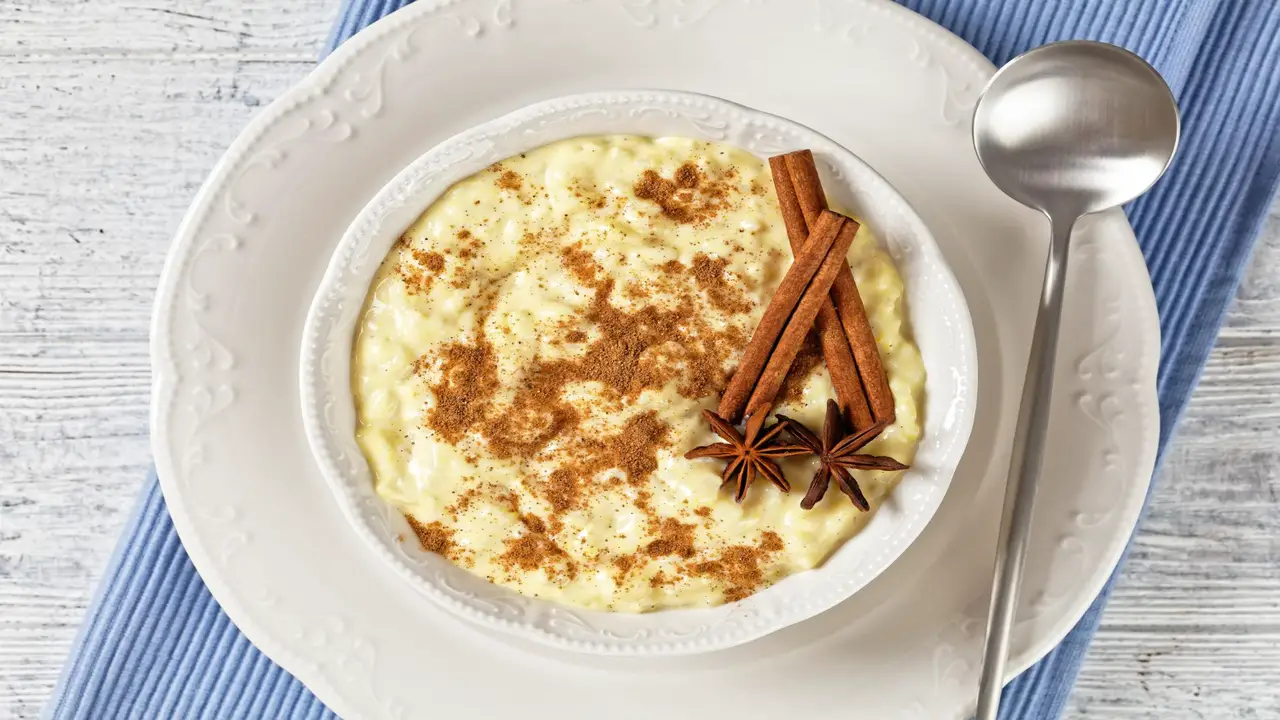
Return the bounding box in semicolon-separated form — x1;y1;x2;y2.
0;1;335;715
1222;204;1280;335
0;0;333;59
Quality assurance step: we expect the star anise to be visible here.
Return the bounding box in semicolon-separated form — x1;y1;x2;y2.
777;399;909;511
684;407;810;503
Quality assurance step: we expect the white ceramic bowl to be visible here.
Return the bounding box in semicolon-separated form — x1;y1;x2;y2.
300;90;977;656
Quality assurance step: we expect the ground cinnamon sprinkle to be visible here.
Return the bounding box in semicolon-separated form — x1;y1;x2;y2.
560;243;601;284
634;162;735;226
410;233;758;587
495;508;578;581
658;259;685;276
496;170;523;191
421;338;499;446
691;252;753;314
525;411;671;519
777;331;826;406
605;412;670;483
393;152;811;598
675;163;700;188
481;394;581;461
416;249;445;273
448;226;485;264
632;487;653;512
541;468;581;514
396;243;448;295
499;532;576;582
683;531;786;603
445;486;483;519
612;554;637;586
521;513;547;534
643;517;698;559
501;261;742;415
405;515;458;560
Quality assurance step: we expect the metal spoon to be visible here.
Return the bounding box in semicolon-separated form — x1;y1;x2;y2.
971;41;1179;720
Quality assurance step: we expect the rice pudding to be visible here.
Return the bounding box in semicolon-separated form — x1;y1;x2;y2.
351;136;924;611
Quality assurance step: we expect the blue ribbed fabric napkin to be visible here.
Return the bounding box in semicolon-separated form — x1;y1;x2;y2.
48;1;1280;718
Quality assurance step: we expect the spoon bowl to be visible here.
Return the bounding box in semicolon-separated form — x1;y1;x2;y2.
974;41;1180;218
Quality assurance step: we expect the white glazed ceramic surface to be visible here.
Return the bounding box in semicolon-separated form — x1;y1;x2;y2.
299;90;976;655
151;1;1159;718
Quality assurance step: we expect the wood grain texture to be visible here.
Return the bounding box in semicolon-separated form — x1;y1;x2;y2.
0;2;1277;719
0;2;337;717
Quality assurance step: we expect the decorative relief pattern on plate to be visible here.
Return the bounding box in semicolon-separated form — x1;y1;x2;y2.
557;0;756;28
895;605;985;719
339;0;519;121
255;594;411;720
904;37;980;127
816;0;983;127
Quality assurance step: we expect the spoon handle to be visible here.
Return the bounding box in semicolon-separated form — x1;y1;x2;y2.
975;217;1075;720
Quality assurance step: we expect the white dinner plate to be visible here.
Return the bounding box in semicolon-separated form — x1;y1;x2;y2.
151;1;1159;717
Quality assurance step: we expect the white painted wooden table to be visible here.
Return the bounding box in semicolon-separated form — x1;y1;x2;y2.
1;2;1277;718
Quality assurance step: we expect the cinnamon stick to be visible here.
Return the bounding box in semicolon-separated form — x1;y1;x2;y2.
779;150;896;428
783;149;827;224
831;262;895;427
769;154;874;431
745;212;859;418
718;212;847;423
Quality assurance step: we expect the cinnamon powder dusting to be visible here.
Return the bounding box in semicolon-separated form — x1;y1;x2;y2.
411;238;760;589
643;518;698;559
633;162;735;226
683;531;786;603
406;515;459;560
691;252;752;314
777;331;826;406
418;250;445;273
396;239;448;295
422;245;748;454
495;170;523;191
499;530;577;582
388;149;802;604
422;339;499;446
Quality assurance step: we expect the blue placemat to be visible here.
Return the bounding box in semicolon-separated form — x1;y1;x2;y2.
47;1;1280;718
